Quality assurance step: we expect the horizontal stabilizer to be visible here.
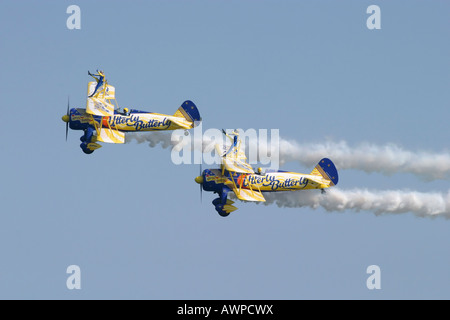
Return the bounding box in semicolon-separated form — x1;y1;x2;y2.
305;175;331;187
95;128;125;144
170;116;194;129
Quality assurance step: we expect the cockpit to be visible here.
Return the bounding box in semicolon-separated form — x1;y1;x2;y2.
114;107;130;116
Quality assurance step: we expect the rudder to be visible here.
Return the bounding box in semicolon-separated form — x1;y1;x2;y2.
174;100;202;126
311;158;339;186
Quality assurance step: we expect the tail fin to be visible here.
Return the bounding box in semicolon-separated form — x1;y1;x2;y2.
173;100;202;127
310;158;339;186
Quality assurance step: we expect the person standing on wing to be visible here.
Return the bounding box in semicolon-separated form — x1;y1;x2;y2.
88;70;105;97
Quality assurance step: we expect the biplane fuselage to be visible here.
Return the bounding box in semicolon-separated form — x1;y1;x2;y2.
68;108;195;132
195;135;339;217
62;73;201;154
65;103;200;154
202;169;335;193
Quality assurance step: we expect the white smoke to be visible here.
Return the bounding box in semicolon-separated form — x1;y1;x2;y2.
278;139;450;181
126;132;450;180
127;131;219;152
262;188;450;219
127;132;450;218
126;131;174;149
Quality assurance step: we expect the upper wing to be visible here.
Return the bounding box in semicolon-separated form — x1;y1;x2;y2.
85;79;124;143
87;81;116;99
216;140;254;174
86;82;116;116
86;81;116;117
86;97;115;116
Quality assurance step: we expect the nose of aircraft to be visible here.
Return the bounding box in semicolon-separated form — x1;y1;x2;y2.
62;114;70;122
195;176;203;184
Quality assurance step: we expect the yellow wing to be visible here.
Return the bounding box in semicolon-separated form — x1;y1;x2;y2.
86;81;116;116
232;187;266;202
224;173;266;202
85;76;124;144
95;128;125;144
216;132;254;174
169;116;195;129
217;130;265;202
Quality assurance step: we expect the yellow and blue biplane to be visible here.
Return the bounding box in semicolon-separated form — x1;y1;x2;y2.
195;130;339;217
62;70;201;154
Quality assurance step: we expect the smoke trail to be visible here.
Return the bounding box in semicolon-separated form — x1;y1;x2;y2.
277;139;450;181
262;188;450;218
127;131;173;149
127;131;217;153
126;132;450;180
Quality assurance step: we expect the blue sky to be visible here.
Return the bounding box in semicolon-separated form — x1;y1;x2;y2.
0;1;449;299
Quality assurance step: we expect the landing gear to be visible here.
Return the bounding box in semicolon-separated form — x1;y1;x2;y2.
79;127;97;154
80;142;94;154
217;207;230;217
213;198;229;217
212;197;236;217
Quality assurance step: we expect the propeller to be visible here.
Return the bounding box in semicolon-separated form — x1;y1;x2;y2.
199;163;203;203
195;163;203;203
65;97;69;140
197;136;204;203
62;96;70;141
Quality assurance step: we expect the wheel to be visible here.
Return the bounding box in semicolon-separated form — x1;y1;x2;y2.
218;210;230;217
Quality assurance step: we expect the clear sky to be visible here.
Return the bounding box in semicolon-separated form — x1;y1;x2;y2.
0;0;449;299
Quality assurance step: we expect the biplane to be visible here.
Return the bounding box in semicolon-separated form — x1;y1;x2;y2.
195;130;339;217
62;70;201;154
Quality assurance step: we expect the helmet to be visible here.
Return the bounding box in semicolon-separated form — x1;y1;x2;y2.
124;108;129;114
